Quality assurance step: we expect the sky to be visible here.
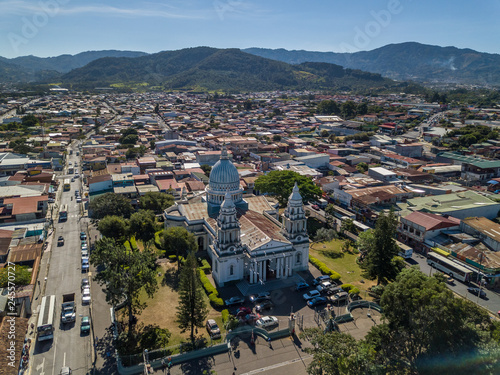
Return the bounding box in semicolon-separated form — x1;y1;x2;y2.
1;0;499;58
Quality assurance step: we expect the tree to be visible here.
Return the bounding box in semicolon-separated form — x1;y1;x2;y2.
320;129;330;138
21;114;39;127
314;228;337;242
0;265;31;287
301;328;375;375
90;237;158;335
341;101;356;119
139;192;174;214
129;210;158;243
272;134;282;142
366;267;500;375
89;192;134;219
254;170;322;206
200;164;212;177
161;226;198;269
97;215;129;240
359;209;401;285
356;162;368;173
316;100;340;115
176;252;208;343
340;218;357;234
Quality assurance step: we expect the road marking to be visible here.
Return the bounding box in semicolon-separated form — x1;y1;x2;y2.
63;352;66;367
52;337;57;375
36;357;45;374
240;355;313;375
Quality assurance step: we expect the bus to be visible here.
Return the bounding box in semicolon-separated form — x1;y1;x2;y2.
427;252;473;282
396;240;413;259
37;295;56;341
330;204;356;220
63;179;71;191
59;204;68;222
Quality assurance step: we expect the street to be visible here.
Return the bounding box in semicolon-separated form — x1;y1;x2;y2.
30;142;96;375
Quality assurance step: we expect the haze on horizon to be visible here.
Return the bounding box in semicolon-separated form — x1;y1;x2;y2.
1;0;499;59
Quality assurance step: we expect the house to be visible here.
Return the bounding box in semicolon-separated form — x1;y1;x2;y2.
460;217;500;252
0;196;48;223
398;211;460;254
437;152;500;182
88;174;113;194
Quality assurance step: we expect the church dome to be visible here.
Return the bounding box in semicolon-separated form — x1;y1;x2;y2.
208;147;240;191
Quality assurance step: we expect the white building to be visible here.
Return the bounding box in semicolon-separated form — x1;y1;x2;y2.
164;146;310;287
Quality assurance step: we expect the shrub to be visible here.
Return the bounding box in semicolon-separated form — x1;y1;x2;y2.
350;287;360;295
154;230;163;249
168;255;177;262
222;309;229;323
309;256;342;282
199;269;219;297
129;237;137;250
200;259;211;274
341;284;355;292
209;293;224;308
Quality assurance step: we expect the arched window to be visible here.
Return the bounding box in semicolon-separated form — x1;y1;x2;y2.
296;252;302;264
229;264;234;276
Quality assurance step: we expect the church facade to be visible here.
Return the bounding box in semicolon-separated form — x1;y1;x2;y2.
163;147;310;287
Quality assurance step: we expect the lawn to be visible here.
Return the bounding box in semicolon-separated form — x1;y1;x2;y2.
309;239;377;298
116;260;224;351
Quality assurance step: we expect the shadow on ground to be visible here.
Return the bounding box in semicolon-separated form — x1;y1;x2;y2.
93;325;117;375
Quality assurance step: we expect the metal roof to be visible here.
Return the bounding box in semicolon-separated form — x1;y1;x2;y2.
438;152;500;169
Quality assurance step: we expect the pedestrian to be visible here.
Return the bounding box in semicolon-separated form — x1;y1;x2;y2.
268;337;272;349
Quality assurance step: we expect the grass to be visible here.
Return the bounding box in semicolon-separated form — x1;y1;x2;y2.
309;239;376;298
117;261;224;353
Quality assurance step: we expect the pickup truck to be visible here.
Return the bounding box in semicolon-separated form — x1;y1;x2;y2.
61;293;76;323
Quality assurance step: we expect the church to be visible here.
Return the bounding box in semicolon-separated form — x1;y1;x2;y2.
163;146;310;287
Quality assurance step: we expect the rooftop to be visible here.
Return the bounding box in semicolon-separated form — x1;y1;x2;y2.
438;152;500;169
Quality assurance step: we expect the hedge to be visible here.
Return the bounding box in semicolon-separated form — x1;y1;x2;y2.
200;259;211;274
198;269;224;308
350;287;360;295
221;309;229;323
309;256;342;281
341;284;355;292
209;293;224;308
154;230;163;250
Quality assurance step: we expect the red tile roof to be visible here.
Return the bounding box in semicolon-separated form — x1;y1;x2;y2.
403;211;460;231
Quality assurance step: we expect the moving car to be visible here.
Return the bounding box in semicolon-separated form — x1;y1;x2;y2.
206;319;221;339
60;367;72;375
57;236;64;246
307;296;328;307
467;287;486;298
249;292;271;303
255;316;278;329
295;282;309;291
255;300;274;312
224;296;245;306
312;204;320;210
80;316;90;334
302;290;321;301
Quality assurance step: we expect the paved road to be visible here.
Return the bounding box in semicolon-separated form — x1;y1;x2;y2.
31;142;93;375
407;254;500;315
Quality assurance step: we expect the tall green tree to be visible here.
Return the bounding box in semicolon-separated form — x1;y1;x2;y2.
90;237;158;335
129;210;158;243
0;265;31;287
366;267;500;375
89;192;134;219
176;252;208;343
254;170;322;206
359;209;402;285
139;192;175;214
161;226;198;269
97;215;129;240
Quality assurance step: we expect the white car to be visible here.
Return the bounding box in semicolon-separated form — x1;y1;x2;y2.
255;316;278;329
82;288;91;304
302;290;321;301
81;249;88;257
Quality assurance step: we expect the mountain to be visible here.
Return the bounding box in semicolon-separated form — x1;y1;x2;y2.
244;42;500;87
60;47;405;92
0;50;149;83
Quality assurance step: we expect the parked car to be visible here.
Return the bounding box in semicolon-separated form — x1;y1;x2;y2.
303;290;321;301
329;292;349;304
82;257;89;272
76;197;82;203
467;287;486;298
295;282;309;291
81;249;88;257
82;288;91;304
312;275;331;286
225;296;245;306
255;316;278;329
80;316;90;334
80;232;87;240
249;292;271;303
57;236;64;246
316;281;334;294
312;204;320;210
255;300;274;312
233;306;252;317
206;319;221;339
81;278;89;291
307;296;328;308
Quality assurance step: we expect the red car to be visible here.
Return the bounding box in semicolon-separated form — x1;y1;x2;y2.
312;204;320;210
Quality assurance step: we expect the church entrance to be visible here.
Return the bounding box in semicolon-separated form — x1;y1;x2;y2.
266;259;276;280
